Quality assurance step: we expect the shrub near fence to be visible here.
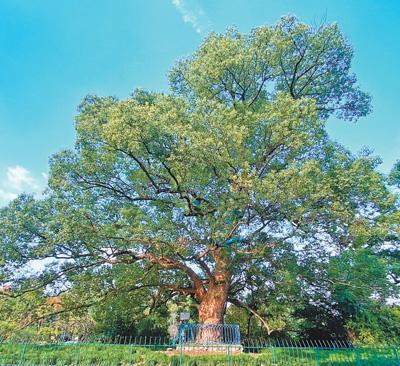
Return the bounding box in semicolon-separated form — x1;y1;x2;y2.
0;337;399;365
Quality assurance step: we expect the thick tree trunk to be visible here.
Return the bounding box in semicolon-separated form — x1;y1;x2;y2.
196;283;229;343
198;248;230;324
195;249;230;343
198;282;229;324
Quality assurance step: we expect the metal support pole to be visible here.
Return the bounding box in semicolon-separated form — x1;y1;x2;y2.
315;347;320;366
18;342;27;366
355;347;361;366
179;338;183;366
75;342;81;366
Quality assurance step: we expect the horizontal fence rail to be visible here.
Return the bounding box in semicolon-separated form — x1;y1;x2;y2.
0;337;399;365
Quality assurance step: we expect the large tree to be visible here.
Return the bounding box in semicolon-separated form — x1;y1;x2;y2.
1;16;399;332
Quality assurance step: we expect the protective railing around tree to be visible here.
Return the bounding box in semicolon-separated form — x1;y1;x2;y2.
0;336;399;365
178;323;241;345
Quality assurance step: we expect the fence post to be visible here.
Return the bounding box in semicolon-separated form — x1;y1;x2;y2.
18;342;27;366
355;346;361;366
315;347;320;366
227;344;231;366
129;343;133;365
271;344;277;366
179;339;183;366
75;342;81;366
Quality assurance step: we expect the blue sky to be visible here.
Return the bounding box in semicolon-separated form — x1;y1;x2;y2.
0;0;399;205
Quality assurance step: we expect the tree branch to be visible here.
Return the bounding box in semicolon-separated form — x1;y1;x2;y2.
228;297;272;335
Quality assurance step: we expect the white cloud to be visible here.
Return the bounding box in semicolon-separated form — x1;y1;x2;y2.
171;0;208;34
6;165;38;190
0;189;17;203
0;165;45;206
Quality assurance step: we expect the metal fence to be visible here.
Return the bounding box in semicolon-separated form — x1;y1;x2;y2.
178;323;241;345
0;337;399;365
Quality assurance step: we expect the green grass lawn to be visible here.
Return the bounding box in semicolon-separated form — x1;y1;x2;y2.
0;342;399;365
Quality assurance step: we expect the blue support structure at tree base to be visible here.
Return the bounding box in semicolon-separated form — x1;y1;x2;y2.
177;323;243;353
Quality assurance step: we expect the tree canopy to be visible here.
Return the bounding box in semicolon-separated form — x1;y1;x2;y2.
0;16;399;341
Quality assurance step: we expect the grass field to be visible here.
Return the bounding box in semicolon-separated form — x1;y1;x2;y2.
0;341;399;365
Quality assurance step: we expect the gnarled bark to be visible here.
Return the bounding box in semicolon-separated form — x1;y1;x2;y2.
198;282;229;324
198;248;230;322
195;249;230;343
